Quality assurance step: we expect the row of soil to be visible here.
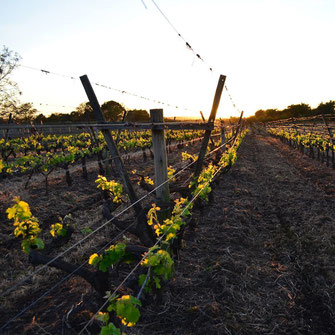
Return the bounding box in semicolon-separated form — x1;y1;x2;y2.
0;136;206;334
135;133;335;334
3;132;334;334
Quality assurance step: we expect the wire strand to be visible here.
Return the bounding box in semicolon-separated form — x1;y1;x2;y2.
18;64;200;114
2;130;241;332
0;155;198;298
150;0;214;72
78;141;233;333
0;220;138;332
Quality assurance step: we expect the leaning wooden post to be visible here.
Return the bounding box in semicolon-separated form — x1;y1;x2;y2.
200;111;215;147
193;75;226;179
321;112;335;168
84;114;104;174
80;75;153;246
234;111;244;139
150;109;170;205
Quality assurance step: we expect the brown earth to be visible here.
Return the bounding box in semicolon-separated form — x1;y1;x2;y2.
0;137;203;334
136;133;335;335
1;133;335;334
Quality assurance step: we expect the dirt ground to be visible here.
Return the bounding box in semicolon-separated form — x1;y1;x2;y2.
1;132;335;334
0;137;202;334
136;133;335;334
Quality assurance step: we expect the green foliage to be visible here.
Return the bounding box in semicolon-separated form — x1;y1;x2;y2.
95;128;248;335
167;165;176;181
96;312;122;335
6;197;44;253
81;227;93;235
106;294;141;327
101;100;126;122
189;163;216;202
146;203;161;227
181;151;197;162
50;214;71;238
88;243;127;272
268;128;333;152
95;175;124;204
251;100;335;123
140;246;174;292
126;109;149;122
0;129;202;178
147;198;192;242
50;222;67;237
13;102;38;122
100;323;121;335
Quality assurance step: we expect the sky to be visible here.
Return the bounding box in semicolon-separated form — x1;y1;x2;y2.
1;0;335;118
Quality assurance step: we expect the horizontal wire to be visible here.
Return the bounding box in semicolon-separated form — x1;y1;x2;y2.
0;154;198;298
1;145;209;330
78;137;236;333
0;220;137;332
18;64;200;114
1;129;227;300
2;125;243;332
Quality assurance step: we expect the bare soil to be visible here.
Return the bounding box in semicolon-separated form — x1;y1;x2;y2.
1;133;335;334
136;133;335;335
0;138;202;334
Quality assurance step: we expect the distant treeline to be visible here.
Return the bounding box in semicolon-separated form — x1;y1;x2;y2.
0;100;151;124
248;100;335;123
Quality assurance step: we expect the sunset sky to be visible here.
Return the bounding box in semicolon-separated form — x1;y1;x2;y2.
1;0;335;118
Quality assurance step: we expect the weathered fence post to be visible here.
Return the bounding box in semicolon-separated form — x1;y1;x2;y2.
150;109;170;205
234;111;244;140
200;111;215;148
80;74;153;246
193;74;226;179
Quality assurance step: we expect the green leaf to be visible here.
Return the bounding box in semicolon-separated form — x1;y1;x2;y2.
100;323;121;335
21;240;32;254
153;276;161;289
81;227;92;235
96;312;109;325
114;295;141;326
34;238;45;250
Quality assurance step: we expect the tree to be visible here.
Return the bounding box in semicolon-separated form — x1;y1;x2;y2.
126;109;149;122
282;103;311;118
254;110;267;122
101;100;126;121
34;113;47;124
0;46;21;118
314;101;335;115
73;102;94;121
14;103;38;123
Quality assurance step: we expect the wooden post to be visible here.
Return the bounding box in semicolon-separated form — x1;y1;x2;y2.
80;75;153;246
200;111;215;147
234;111;244;139
321;113;335;142
150;109;170;204
193;74;226;178
80;75;140;210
